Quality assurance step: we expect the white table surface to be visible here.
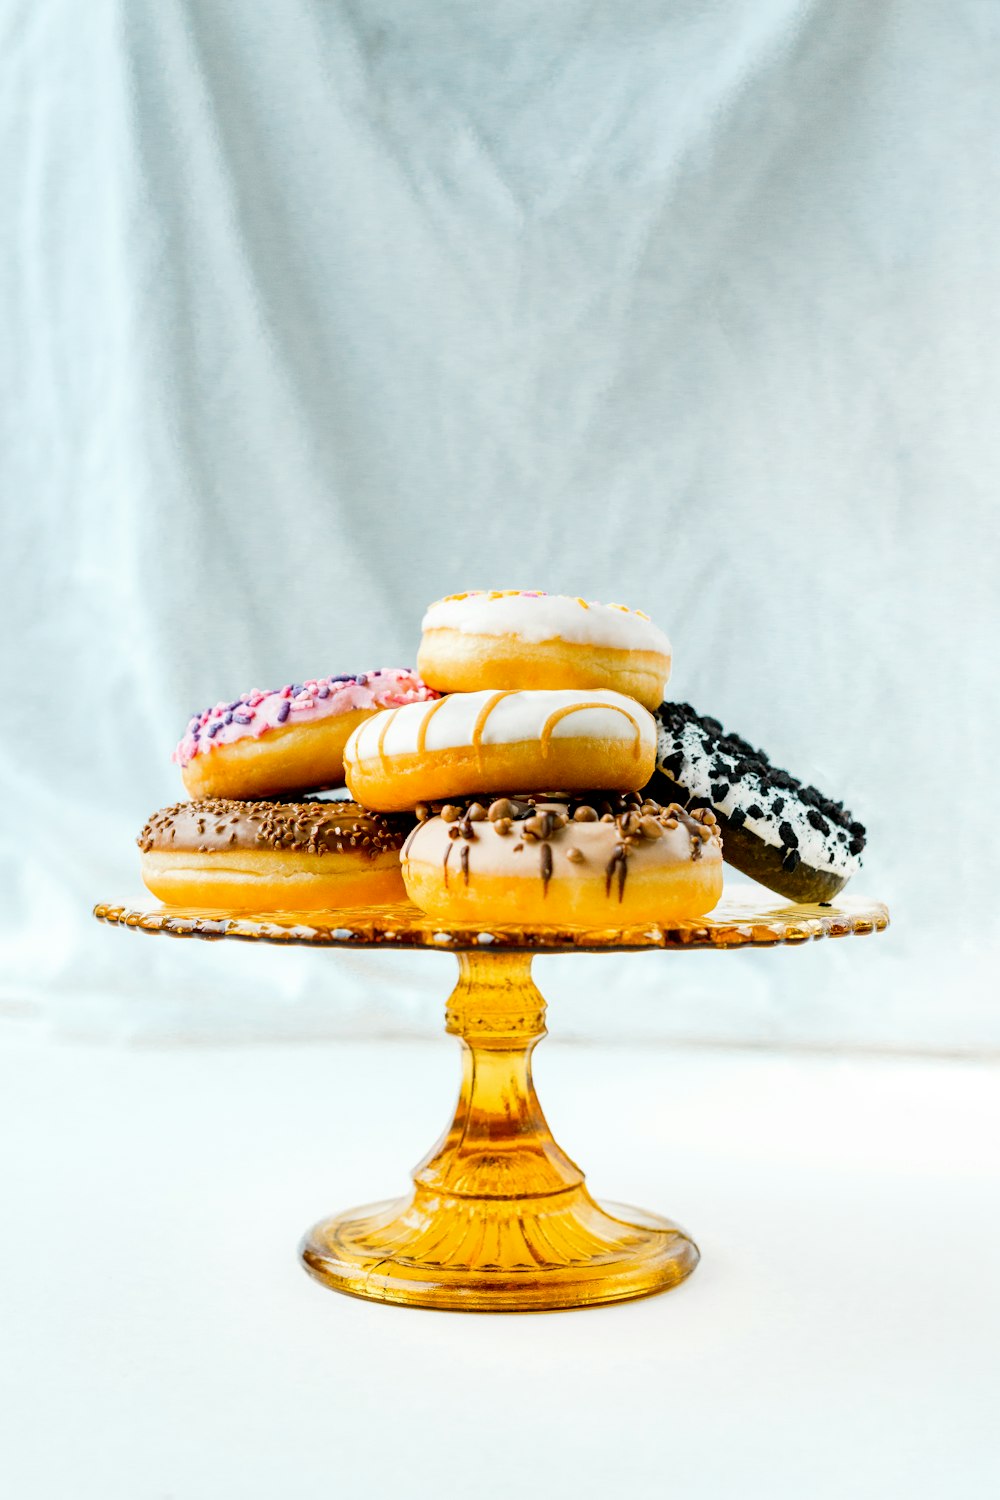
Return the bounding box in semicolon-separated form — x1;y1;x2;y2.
2;1015;998;1499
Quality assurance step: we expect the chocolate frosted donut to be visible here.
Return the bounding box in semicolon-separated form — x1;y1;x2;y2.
645;702;866;903
401;791;723;926
138;798;412;911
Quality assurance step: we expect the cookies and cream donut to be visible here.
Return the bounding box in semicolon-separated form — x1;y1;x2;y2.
401;793;723;926
417;591;671;710
138;798;411;911
173;669;437;801
344;689;657;811
646;701;867;903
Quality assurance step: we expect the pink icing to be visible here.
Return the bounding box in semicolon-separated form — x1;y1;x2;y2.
172;668;438;768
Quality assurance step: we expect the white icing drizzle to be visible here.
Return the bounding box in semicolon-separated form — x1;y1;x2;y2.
346;690;656;763
421;592;671;655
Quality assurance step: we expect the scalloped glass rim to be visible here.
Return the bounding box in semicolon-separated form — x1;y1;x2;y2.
93;890;889;953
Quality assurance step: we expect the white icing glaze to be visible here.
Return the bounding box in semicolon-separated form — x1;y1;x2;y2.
421;592;671;655
655;716;861;878
346;690;657;763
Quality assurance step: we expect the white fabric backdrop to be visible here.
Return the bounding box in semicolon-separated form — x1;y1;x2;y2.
2;0;998;1048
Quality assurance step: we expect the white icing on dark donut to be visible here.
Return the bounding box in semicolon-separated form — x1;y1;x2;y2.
652;703;864;878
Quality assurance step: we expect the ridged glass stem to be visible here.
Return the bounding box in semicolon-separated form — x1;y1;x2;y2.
413;951;584;1200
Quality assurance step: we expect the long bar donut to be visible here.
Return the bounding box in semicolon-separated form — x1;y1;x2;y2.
344;689;657;812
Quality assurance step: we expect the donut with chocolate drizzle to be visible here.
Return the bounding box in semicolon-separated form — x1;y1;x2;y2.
401;791;723;927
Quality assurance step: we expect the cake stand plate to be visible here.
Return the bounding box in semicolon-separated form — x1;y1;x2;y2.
95;891;888;1312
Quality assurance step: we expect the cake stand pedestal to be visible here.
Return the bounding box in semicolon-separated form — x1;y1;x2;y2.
95;891;888;1313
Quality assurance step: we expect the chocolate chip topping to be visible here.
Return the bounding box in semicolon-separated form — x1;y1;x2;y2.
416;791;722;902
138;798;412;859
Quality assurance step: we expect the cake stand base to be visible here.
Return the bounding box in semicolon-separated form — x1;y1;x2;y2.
300;950;699;1312
302;1194;697;1313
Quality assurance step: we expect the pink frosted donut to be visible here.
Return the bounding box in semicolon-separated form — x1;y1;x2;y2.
173;669;438;800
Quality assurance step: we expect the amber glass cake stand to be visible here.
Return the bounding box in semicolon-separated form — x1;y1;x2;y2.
95;891;888;1313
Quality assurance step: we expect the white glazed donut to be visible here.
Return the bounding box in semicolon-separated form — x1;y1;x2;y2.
401;793;724;926
417;591;671;710
344;689;657;812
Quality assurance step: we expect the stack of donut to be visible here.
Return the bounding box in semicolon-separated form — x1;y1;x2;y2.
138;588;866;918
347;592;722;923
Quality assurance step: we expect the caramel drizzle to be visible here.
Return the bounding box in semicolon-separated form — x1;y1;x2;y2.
377;693;644;772
376;707;402;768
471;690;517;765
415;695;450;755
442;839;453;888
539;702;645;760
460;843;471;886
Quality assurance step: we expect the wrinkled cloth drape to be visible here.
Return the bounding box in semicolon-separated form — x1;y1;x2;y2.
2;0;997;1045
